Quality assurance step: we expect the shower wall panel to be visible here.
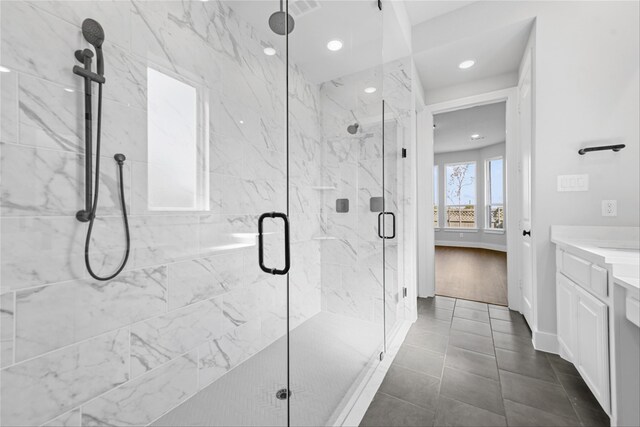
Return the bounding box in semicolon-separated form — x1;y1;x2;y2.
0;1;322;425
318;59;412;331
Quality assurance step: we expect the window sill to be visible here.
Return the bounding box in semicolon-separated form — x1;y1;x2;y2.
442;228;479;233
483;229;505;234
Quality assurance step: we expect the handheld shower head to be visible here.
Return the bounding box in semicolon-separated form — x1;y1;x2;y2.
347;123;359;135
81;19;105;76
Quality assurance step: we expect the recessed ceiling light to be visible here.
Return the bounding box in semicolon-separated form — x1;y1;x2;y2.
458;60;475;69
327;39;343;52
239;120;244;124
263;47;276;56
0;66;10;73
364;87;377;94
470;134;484;140
64;88;75;93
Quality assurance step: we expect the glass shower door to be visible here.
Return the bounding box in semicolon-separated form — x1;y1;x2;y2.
286;1;386;425
145;1;291;425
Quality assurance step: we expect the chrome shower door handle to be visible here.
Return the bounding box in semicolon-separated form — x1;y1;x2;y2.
377;211;396;239
258;212;291;275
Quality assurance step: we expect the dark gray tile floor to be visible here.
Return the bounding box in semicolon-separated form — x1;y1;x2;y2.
360;296;610;427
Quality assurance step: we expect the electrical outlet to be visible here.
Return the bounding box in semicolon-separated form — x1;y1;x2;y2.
602;200;617;217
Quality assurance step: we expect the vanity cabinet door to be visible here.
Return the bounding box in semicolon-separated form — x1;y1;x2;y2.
556;273;577;361
575;285;610;413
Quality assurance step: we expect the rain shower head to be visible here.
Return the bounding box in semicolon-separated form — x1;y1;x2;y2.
269;1;295;35
81;18;105;75
347;123;359;135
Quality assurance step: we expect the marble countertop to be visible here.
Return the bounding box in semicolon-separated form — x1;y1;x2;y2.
551;226;640;292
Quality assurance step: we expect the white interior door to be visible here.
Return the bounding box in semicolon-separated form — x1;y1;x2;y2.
518;50;534;327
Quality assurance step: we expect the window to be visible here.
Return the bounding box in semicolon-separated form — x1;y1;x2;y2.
445;162;476;228
433;165;439;227
486;157;504;229
147;67;208;210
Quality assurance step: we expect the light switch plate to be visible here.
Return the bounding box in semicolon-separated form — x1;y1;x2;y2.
602;200;617;217
557;174;589;192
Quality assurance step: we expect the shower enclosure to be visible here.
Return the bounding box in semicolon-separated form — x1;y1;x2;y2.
0;1;414;425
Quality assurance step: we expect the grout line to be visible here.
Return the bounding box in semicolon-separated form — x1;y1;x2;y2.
11;290;17;366
376;391;435;414
2;290;229;369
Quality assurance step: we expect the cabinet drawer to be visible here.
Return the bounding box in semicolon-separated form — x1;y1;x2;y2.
563;252;591;286
590;264;608;298
626;293;640;327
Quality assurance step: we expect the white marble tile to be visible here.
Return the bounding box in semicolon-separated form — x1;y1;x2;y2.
1;216;81;291
130;215;200;267
0;143;131;217
0;215;133;292
103;43;147;110
322;288;374;322
0;71;18;144
198;319;261;387
221;175;285;215
27;0;132;52
0;293;13;368
130;298;224;377
0;1;84;87
1;143;80;216
130;1;221;87
18;73;83;152
81;351;197;426
212;99;284;154
221;286;260;332
15;266;167;362
209;132;245;178
100;98;147;162
43;408;80;427
168;252;244;310
198;214;256;257
0;328;129;427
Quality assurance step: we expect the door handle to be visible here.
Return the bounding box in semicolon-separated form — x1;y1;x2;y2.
523;230;531;237
258;212;290;275
377;211;396;239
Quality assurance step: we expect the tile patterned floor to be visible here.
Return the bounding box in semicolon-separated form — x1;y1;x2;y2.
360;296;610;427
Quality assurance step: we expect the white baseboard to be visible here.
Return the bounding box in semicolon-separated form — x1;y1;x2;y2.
435;241;507;252
338;320;412;427
532;328;559;354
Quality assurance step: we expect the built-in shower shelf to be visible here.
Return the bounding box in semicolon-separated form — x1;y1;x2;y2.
312;235;338;240
311;186;337;191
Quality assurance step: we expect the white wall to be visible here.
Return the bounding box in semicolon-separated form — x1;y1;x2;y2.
425;71;518;105
434;143;506;251
414;1;640;336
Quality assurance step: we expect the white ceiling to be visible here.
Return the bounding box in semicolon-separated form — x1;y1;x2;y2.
434;102;506;153
227;0;404;84
403;0;473;27
226;1;532;91
413;19;533;91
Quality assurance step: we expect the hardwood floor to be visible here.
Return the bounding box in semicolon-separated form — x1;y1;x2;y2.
435;246;508;306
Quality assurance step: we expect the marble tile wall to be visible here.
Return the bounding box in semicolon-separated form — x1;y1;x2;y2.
0;1;323;425
318;59;412;333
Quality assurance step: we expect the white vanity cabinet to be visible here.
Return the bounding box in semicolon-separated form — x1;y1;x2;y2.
556;249;611;413
556;273;577;360
574;284;610;411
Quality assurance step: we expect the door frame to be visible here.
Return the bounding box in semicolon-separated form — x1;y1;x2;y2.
417;87;521;311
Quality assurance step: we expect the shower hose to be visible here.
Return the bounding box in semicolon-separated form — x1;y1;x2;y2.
84;83;131;281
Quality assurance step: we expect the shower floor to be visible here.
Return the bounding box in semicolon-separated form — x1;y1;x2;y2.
152;312;382;426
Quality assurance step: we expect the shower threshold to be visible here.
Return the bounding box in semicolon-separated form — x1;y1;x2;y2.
152;311;381;426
